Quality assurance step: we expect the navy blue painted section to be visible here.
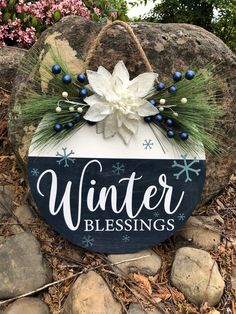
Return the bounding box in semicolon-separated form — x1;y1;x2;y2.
28;156;205;253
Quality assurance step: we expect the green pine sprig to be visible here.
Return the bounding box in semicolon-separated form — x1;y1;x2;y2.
12;44;90;148
147;65;224;154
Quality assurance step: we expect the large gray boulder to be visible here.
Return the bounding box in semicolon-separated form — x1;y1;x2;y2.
8;16;236;204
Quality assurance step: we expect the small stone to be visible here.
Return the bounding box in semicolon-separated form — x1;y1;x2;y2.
0;232;52;298
108;250;161;275
3;297;49;314
64;271;122;314
171;247;225;306
128;302;164;314
175;215;223;250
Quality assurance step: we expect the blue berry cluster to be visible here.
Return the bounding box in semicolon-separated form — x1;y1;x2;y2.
144;112;189;141
53;112;85;133
144;69;197;141
154;69;196;95
51;64;94;132
173;70;196;81
53;112;96;133
52;64;89;98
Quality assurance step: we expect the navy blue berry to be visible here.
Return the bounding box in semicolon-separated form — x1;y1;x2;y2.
52;64;61;74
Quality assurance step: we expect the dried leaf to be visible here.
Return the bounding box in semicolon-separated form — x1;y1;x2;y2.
133;273;152;295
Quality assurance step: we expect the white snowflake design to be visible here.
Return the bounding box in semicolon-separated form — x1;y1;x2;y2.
177;213;186;221
143;139;154;149
112;162;125;175
153;212;160;218
31;168;40;176
122;235;130;242
172;154;201;182
56;148;75;167
82;235;94;248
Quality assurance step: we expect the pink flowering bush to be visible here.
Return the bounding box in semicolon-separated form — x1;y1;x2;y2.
0;0;124;48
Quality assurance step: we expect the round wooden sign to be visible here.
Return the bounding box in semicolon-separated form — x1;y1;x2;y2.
28;120;205;253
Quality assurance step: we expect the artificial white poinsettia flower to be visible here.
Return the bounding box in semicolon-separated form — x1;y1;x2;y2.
83;61;158;144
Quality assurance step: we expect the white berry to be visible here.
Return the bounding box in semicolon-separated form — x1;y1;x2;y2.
159;106;164;112
173;112;179;117
159;98;166;105
62;91;68;98
77;107;83;113
181;97;187;104
56;106;62;113
69;106;75;112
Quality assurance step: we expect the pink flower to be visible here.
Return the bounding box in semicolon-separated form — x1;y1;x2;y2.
28;0;90;23
93;7;101;16
0;0;91;48
0;0;7;9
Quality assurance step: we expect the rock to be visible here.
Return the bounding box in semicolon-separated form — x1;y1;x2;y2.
0;47;26;92
3;203;35;236
7;204;35;234
0;232;52;298
171;247;225;306
3;297;49;314
63;270;122;314
14;204;35;224
128;302;165;314
0;185;15;220
108;250;161;275
175;215;223;250
8;17;236;204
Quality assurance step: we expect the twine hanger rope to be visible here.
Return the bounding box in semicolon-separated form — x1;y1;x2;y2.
85;20;155;74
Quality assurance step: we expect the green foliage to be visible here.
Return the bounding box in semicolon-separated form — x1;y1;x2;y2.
53;10;62;23
212;1;236;52
85;0;129;21
133;0;236;52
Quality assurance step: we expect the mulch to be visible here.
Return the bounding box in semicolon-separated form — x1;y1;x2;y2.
0;89;235;314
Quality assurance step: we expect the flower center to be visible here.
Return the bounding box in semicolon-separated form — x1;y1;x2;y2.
112;98;137;115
